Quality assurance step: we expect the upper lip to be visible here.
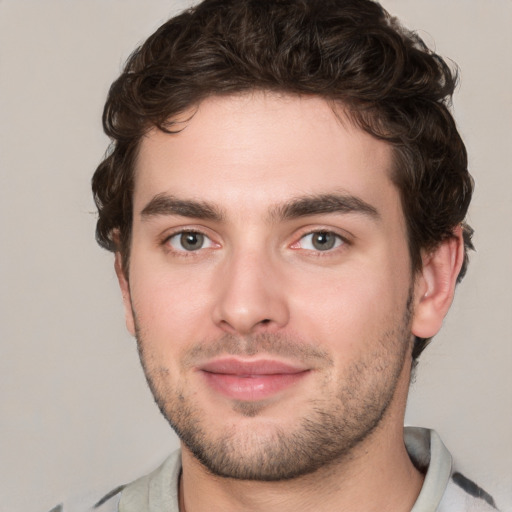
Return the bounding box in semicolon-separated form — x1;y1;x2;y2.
198;358;309;375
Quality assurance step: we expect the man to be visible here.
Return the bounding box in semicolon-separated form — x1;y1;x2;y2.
63;0;498;510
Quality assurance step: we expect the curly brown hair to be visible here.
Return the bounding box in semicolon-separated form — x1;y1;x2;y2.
92;0;474;360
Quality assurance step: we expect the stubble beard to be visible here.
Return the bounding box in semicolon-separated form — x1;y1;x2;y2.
135;295;413;482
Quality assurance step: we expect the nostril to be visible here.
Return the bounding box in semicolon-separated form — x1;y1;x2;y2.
261;319;271;324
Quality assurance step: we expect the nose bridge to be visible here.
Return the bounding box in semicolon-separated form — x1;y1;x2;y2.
212;241;289;335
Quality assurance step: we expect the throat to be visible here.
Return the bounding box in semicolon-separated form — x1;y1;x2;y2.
178;432;424;512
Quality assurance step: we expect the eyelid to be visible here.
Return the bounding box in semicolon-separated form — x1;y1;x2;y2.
289;228;351;252
161;227;220;253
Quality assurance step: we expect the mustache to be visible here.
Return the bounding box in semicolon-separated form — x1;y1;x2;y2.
179;332;334;369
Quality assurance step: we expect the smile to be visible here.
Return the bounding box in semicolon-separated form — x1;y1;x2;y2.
198;358;311;401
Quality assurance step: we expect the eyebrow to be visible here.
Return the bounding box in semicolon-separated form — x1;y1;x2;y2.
270;193;380;221
140;193;224;221
140;192;379;223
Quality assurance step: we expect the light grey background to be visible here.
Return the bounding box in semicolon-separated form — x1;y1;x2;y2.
0;1;510;511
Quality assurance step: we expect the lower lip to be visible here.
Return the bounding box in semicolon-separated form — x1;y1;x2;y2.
202;371;310;401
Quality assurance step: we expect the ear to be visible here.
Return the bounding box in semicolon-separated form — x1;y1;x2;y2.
411;226;465;339
114;252;136;337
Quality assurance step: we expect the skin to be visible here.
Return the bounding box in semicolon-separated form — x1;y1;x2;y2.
116;92;464;512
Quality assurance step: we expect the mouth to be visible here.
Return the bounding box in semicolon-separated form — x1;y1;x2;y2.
198;358;311;401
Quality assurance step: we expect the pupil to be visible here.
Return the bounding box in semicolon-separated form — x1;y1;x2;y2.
313;232;335;250
181;232;203;250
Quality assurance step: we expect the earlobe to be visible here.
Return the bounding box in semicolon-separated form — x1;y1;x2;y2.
411;226;465;339
114;252;136;337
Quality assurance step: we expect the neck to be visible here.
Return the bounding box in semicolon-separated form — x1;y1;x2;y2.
180;429;423;512
179;400;423;512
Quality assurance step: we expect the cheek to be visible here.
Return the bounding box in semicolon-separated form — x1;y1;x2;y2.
288;259;409;352
129;262;216;350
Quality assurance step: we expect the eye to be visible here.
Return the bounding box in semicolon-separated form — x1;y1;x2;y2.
298;231;344;251
166;231;215;252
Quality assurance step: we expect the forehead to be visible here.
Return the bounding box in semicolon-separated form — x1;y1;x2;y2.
133;93;398;219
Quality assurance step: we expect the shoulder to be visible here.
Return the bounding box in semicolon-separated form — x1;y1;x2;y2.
405;427;500;512
46;450;182;512
46;485;123;512
440;472;499;512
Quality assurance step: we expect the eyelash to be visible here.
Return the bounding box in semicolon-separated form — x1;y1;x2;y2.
291;230;349;254
161;228;350;256
162;229;217;255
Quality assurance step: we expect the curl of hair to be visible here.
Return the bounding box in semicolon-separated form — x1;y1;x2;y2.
92;0;474;361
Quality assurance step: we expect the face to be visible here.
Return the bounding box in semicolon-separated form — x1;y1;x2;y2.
121;93;416;480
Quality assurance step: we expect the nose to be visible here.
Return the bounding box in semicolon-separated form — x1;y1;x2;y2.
212;248;290;335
